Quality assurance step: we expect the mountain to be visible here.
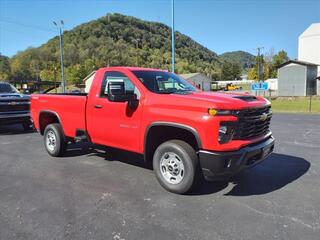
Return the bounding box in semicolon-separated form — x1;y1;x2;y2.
8;13;224;83
219;51;255;69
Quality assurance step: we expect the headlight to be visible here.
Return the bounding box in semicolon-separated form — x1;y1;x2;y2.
218;124;234;144
218;126;227;142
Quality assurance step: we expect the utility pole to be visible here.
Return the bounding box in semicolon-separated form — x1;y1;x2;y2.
54;66;57;93
53;20;65;93
256;47;264;82
171;0;175;73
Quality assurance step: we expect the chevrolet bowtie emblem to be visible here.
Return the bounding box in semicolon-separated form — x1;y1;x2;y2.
9;102;17;105
260;113;268;121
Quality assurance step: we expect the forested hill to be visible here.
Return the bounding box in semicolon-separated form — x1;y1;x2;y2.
219;51;255;69
2;13;257;83
8;13;225;83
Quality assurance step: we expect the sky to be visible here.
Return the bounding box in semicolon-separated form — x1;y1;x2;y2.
0;0;319;58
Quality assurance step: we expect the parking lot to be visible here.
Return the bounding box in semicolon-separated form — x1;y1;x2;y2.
0;113;319;240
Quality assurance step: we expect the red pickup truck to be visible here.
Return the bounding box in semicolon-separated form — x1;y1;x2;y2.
31;67;274;194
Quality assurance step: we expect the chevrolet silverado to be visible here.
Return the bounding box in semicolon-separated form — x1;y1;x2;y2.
31;67;274;194
0;82;32;130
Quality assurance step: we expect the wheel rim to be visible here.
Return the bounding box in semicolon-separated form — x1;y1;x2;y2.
46;130;57;152
159;152;185;184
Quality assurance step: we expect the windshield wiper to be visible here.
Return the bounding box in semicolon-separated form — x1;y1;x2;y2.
173;90;194;94
157;90;177;94
158;89;194;94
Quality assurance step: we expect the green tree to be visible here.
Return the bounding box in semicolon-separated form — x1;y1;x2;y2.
39;62;59;81
249;49;289;80
65;64;87;85
248;68;258;80
84;59;97;73
0;54;11;81
40;69;55;81
221;62;241;80
272;50;289;66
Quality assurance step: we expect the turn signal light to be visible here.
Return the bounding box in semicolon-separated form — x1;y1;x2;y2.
208;108;233;116
208;108;217;116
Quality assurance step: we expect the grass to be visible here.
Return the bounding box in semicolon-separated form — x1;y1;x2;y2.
270;97;320;113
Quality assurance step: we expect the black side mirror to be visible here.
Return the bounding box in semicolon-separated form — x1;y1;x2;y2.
108;81;128;102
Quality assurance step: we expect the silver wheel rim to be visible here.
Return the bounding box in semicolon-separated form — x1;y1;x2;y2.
160;152;185;184
46;130;57;152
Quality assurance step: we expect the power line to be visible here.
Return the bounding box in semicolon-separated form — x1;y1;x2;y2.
0;18;55;33
0;26;54;39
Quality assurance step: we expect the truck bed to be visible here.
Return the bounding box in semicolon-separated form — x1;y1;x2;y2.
31;94;87;137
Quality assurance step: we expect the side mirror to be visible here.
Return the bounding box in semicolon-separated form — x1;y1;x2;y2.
107;81;135;102
108;81;127;102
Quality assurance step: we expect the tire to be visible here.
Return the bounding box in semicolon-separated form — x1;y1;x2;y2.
43;123;66;157
22;121;34;130
153;140;199;194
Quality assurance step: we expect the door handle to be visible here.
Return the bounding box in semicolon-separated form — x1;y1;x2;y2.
94;104;103;109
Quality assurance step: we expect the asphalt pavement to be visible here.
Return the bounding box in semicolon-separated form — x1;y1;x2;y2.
0;113;319;240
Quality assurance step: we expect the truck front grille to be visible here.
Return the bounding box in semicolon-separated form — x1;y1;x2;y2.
233;106;272;140
0;102;30;113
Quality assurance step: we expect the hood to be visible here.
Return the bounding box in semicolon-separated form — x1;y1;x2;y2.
162;91;270;110
0;93;30;101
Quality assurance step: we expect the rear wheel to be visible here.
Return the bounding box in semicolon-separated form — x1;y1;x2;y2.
153;140;199;194
44;123;66;157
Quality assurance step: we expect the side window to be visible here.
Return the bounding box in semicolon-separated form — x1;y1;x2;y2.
100;71;140;99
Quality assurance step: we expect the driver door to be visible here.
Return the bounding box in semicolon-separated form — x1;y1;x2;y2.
86;71;143;152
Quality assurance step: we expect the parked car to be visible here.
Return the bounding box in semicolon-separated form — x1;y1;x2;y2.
31;67;274;194
0;82;33;130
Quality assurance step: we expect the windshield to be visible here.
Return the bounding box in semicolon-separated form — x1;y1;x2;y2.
0;83;19;94
132;71;196;94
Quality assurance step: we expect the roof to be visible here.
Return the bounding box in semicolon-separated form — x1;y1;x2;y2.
299;23;320;39
83;67;169;82
277;60;320;69
179;73;203;79
100;66;169;72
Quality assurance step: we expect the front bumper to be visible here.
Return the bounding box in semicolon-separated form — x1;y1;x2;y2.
199;136;275;181
0;112;31;125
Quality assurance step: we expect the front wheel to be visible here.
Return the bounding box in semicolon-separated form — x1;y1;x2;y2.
44;123;66;157
153;140;199;194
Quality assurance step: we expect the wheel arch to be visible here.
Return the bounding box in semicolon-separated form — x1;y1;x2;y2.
39;110;63;135
144;122;202;163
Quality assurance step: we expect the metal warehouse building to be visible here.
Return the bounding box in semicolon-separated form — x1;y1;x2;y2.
277;60;319;96
179;73;212;91
317;76;320;96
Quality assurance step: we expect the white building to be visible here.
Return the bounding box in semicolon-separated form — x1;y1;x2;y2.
265;78;278;91
83;71;96;93
298;23;320;75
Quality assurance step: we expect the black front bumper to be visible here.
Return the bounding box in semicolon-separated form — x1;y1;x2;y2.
199;136;275;181
0;113;31;125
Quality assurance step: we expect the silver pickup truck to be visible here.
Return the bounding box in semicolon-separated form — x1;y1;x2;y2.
0;82;33;130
